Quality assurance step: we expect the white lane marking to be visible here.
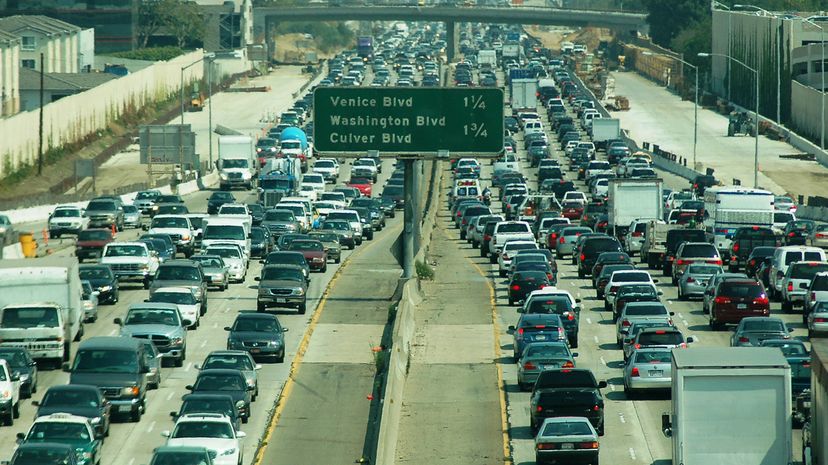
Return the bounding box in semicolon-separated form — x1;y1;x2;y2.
147;420;156;433
593;335;599;344
212;322;218;329
629;448;637;460
609;383;616;391
600;356;607;366
668;300;673;305
200;340;207;348
166;392;174;401
618;413;626;424
108;329;117;336
223;307;230;313
185;362;192;372
682;319;689;326
127;459;135;465
586;317;592;325
677;312;684;319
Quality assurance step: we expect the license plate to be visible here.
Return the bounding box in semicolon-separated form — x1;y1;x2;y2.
650;370;663;377
118;405;132;413
737;304;747;309
276;298;287;303
534;334;548;341
561;443;574;450
251;348;261;354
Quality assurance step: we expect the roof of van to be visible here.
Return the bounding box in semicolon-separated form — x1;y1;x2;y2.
672;347;788;369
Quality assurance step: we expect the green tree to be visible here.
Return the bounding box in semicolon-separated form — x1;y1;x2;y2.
137;0;178;48
641;0;708;48
167;1;205;48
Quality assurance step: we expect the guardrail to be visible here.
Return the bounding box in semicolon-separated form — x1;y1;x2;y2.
640;142;704;182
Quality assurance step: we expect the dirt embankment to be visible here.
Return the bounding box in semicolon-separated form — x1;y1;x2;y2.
524;26;615;53
273;33;339;63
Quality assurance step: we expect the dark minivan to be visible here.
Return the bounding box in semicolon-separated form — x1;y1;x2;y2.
576;236;623;278
64;337;151;422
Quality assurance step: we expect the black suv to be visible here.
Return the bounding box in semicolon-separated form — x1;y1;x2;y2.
728;227;778;271
576;236;623;278
207;192;236;215
530;368;607;435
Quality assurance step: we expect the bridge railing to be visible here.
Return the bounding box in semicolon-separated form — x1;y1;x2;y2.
300;0;646;13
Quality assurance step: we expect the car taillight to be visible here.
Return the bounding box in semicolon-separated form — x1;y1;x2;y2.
788;282;794;292
749;259;756;266
518;328;524;336
562;360;574;368
817;234;827;239
622;319;631;327
813;292;818;302
789;232;796;237
753;296;769;305
732;243;740;253
631;367;640;377
739;337;749;343
559;236;566;244
547;273;554;281
523;361;536;370
580;253;585;262
563;312;575;321
578;442;600;450
484;234;491;241
676;259;690;265
632;231;642;237
592;405;600;411
536;443;557;450
511;284;520;291
815;317;827;323
714;296;731;304
679;343;687;348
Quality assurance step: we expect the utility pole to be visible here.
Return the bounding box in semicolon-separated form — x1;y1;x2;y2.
38;52;44;176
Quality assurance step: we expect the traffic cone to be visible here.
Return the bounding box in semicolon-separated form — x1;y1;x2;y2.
111;223;116;237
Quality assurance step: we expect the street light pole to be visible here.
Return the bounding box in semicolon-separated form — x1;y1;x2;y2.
675;57;699;170
699;52;760;187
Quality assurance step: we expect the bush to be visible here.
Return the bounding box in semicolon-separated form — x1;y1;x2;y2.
109;47;186;62
274;22;354;53
415;260;434;281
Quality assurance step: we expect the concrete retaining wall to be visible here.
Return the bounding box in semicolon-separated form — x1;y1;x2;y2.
1;170;218;225
0;50;205;178
375;160;443;465
797;205;828;222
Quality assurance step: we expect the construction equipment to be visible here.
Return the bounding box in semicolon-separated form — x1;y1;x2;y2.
606;96;630;111
188;91;204;112
727;111;755;136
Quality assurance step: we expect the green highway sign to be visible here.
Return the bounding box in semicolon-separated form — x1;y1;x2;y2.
313;87;504;156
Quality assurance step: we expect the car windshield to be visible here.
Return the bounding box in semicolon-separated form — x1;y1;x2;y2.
78;230;110;241
742;320;785;332
222;159;248;169
540;420;593;437
526;297;572;314
265;210;295;221
290;241;323;251
310;233;339;243
28;422;90;441
262;267;304;281
526;344;570;358
42;389;99;407
613;272;651;283
618;285;657;297
52;209;80;218
322;222;349;231
149;292;197;305
191;257;224;268
125;309;179;325
72;349;138;373
634;350;672;363
194;374;244;391
497;223;530;233
220;206;247;215
1;307;59;329
625;303;666;316
157;266;200;281
791;263;828;279
688;265;722;275
0;350;27;367
204;225;245;241
203;355;254;371
105;245;146;257
181;399;233;417
638;331;683;345
152;217;188;228
764;342;807;356
172;421;234;439
136;192;158;200
206;247;241;259
79;266;113;279
87;200;116;211
233;317;280;332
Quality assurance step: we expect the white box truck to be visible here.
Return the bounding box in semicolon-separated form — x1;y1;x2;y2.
478;50;497;68
805;339;828;465
608;178;663;237
703;186;775;257
511;79;538;111
502;42;521;60
663;347;792;465
0;256;84;366
218;135;256;190
590;118;621;150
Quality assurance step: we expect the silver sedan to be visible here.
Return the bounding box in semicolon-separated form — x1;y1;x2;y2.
730;317;793;347
516;341;577;391
677;264;722;300
623;347;672;397
807;301;828;337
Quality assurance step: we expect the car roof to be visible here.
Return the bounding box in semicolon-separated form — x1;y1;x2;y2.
128;302;179;311
77;336;143;351
33;412;93;424
153;287;195;294
45;384;102;394
197;368;245;377
234;313;279;321
159;259;199;268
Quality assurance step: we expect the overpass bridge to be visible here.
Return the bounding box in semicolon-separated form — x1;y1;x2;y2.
253;4;648;61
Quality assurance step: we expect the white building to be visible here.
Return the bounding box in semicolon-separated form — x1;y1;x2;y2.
0;29;20;117
0;15;82;73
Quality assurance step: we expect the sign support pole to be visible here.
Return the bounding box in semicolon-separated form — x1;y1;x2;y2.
402;157;417;279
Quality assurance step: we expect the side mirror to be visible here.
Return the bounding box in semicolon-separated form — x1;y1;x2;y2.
237;431;247;439
142;224;149;231
658;291;664;296
597;380;608;389
686;336;696;343
182;319;192;327
575;298;582;303
62;362;71;372
194;364;201;370
224;326;232;331
161;430;171;438
669;312;675;316
572;352;579;357
255;364;263;370
185;385;194;391
169;411;178;419
508;325;516;331
15;432;25;443
652;279;659;283
10;373;19;382
254;276;260;281
662;414;672;437
282;327;289;332
789;327;795;332
32;400;40;407
114;318;123;325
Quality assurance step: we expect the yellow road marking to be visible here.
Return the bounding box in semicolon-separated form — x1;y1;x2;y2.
252;227;395;465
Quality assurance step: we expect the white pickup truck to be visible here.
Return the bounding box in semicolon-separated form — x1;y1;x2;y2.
0;358;21;425
493;153;520;174
489;221;535;262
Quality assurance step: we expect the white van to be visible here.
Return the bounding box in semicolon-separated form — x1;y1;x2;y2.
524;120;544;135
201;217;251;261
769;246;827;298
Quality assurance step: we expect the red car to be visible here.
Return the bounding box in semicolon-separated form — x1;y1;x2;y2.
347;177;373;197
561;201;584;221
75;228;114;262
288;239;329;272
709;279;769;330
